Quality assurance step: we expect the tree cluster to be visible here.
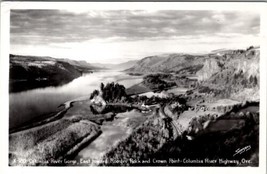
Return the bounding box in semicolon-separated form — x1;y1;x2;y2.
101;82;127;102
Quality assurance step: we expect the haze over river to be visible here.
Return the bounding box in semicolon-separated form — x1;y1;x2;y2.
9;71;143;130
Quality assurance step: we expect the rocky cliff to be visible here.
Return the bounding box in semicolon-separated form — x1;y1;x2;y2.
198;47;259;101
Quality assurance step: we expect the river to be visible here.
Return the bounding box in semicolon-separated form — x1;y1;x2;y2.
9;71;143;130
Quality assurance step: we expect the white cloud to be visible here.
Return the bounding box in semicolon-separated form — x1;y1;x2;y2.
10;10;260;63
11;33;260;64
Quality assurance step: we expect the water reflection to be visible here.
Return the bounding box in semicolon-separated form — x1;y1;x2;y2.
9;71;143;130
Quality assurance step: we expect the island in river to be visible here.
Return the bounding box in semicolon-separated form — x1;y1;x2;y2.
9;47;260;166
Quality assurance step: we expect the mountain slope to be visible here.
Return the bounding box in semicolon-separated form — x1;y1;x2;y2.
126;46;260;101
9;54;99;93
57;58;102;71
126;53;205;74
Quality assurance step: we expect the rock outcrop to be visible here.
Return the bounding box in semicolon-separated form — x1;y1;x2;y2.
196;58;221;81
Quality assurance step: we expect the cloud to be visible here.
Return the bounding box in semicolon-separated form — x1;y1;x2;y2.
10;10;260;63
10;10;259;45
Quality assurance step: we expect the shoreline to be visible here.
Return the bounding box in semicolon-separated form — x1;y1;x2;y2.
9;95;91;134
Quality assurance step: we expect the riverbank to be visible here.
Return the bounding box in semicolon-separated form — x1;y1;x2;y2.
9;96;92;134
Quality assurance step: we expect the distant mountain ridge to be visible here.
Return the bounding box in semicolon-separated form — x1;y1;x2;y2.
9;54;102;71
9;54;102;92
57;58;100;71
92;60;138;70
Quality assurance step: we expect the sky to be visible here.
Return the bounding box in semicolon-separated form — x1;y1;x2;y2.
10;10;260;64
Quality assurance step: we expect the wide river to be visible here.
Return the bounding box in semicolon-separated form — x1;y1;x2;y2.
9;71;143;130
